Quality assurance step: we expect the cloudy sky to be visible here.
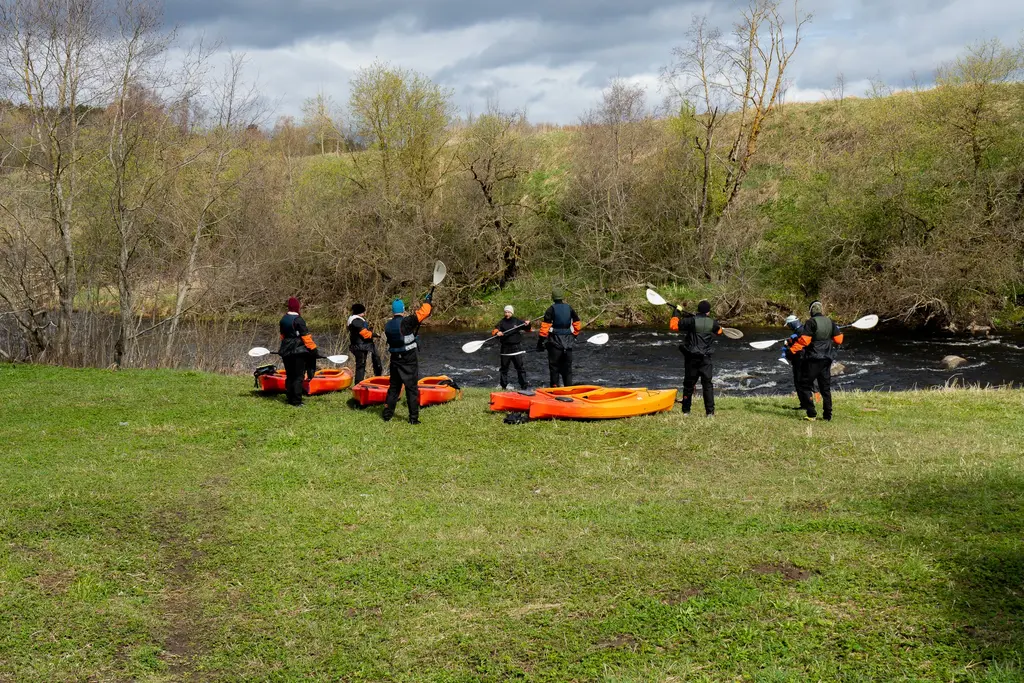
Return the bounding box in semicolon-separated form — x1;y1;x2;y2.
167;0;1024;125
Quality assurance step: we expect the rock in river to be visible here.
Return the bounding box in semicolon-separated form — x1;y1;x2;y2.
942;355;968;370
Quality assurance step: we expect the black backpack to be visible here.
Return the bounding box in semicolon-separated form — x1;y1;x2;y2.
253;364;277;388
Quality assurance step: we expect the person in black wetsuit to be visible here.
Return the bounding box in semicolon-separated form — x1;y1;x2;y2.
278;296;318;407
788;300;844;421
348;303;383;385
536;287;580;387
382;295;433;424
780;314;805;408
493;305;531;390
670;300;723;417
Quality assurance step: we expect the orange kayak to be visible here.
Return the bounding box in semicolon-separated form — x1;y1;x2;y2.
528;387;677;420
489;385;603;412
352;375;460;407
258;367;354;395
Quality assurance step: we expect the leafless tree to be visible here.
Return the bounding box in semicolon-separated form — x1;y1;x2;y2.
0;0;108;361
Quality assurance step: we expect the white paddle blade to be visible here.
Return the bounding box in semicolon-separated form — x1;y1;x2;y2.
587;332;610;345
749;339;782;350
325;354;349;364
850;314;879;330
722;327;744;340
645;288;668;306
248;347;271;357
461;340;487;354
432;260;447;286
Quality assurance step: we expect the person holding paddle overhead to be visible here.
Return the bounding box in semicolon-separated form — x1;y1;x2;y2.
382;295;432;424
670;300;722;417
279;296;318;407
537;287;581;387
494;305;531;390
781;314;806;406
348;303;383;385
788;301;843;421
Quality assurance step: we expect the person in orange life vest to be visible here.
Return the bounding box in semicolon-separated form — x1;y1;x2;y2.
670;299;723;417
381;294;432;425
787;300;844;421
348;303;383;385
536;287;580;387
493;305;531;390
278;296;318;407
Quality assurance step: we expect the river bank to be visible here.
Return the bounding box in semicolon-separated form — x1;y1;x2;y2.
2;365;1022;681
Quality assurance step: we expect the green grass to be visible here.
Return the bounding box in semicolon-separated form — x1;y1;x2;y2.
1;365;1023;681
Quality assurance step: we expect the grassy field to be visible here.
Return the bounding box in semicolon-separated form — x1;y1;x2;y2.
1;364;1022;681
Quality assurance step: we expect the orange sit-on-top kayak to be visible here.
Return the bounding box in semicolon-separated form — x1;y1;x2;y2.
352;375;460;407
527;387;677;420
489;385;603;412
257;367;354;395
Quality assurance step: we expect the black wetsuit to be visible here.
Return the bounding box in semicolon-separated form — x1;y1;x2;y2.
671;312;723;416
494;317;531;390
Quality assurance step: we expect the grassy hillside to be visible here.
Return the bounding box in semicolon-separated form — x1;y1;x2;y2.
2;364;1023;680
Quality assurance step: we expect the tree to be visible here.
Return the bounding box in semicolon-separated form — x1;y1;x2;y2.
348;62;455;200
0;0;108;361
162;52;265;363
104;0;198;367
662;0;810;277
564;79;661;287
458;108;533;286
301;90;343;155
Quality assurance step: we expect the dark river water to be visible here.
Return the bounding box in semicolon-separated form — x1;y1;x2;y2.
235;325;1023;395
408;327;1024;394
5;316;1023;394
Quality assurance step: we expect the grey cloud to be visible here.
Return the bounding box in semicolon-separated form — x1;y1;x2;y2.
177;0;1024;124
167;0;705;49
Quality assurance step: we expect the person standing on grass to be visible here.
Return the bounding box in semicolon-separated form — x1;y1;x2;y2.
494;305;531;390
670;300;723;417
536;287;580;387
279;296;318;407
780;314;806;408
348;303;383;384
788;300;844;422
382;294;432;425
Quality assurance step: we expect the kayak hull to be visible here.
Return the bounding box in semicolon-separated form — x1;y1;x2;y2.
258;367;354;395
352;375;459;407
351;376;391;406
489;385;603;412
528;388;677;420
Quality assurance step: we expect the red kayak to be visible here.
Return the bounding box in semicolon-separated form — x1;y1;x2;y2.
489;385;602;412
257;368;354;395
352;375;460;407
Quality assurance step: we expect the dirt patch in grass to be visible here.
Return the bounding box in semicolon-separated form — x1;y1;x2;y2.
596;634;638;650
152;475;231;680
749;562;815;581
24;569;76;595
786;498;831;513
661;587;703;605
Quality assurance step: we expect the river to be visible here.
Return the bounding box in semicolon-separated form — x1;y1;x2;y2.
4;316;1023;394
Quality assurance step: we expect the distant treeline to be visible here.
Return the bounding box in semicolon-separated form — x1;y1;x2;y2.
1;0;1022;367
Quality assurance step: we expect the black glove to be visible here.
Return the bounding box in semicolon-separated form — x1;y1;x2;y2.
424;290;433;304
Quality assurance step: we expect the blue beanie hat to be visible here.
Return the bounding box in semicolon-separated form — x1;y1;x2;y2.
392;299;405;314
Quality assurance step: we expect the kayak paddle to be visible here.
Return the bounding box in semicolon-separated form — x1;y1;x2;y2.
247;347;349;364
427;260;447;301
462;320;531;354
748;314;879;350
528;331;610;353
645;288;744;340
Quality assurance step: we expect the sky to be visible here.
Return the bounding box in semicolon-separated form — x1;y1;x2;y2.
165;0;1024;126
